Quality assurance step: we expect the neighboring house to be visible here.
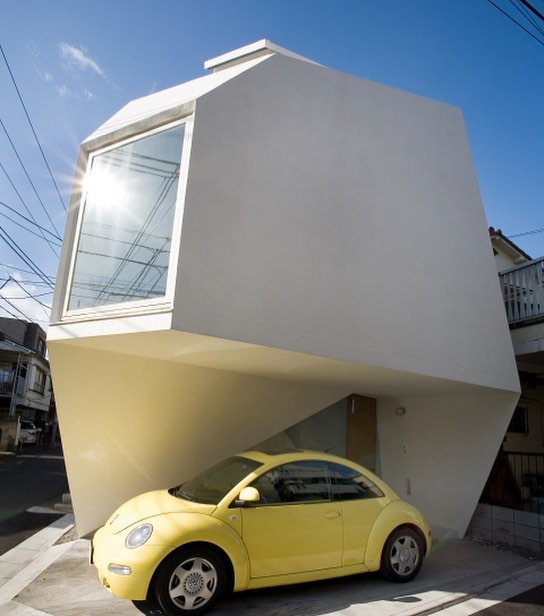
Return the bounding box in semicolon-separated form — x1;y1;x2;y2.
0;319;53;450
48;40;519;538
469;228;544;551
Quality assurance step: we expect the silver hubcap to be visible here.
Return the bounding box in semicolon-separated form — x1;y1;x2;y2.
168;556;218;610
390;535;420;576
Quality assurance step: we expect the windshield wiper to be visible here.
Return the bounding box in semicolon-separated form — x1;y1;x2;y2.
173;487;196;502
168;486;196;503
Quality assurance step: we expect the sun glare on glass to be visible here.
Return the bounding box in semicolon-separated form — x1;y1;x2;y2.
86;162;130;214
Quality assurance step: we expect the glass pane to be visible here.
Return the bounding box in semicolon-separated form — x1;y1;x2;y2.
171;456;262;505
68;124;185;310
328;462;384;500
251;461;331;504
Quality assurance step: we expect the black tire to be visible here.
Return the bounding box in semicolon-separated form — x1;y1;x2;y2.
380;527;424;582
155;546;226;615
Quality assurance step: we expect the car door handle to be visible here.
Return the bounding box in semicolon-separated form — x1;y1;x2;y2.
325;511;341;519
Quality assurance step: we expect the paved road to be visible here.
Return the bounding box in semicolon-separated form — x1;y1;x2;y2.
475;583;544;615
0;443;68;555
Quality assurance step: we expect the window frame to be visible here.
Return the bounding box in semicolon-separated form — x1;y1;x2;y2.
247;459;332;506
244;459;386;508
30;366;47;395
327;461;385;501
61;116;193;321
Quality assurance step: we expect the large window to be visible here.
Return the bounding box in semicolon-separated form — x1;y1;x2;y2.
67;122;186;311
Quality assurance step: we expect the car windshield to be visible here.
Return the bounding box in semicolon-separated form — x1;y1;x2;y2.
171;456;262;505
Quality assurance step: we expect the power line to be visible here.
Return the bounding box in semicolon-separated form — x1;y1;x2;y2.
0;290;52;299
0;162;62;248
9;276;51;317
0;44;67;213
0;292;33;322
511;0;544;36
0;201;62;246
486;0;544;46
0;262;55;283
0;117;61;243
519;0;544;22
508;227;544;238
0;226;55;289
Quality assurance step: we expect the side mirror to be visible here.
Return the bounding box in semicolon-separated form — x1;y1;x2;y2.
234;486;261;507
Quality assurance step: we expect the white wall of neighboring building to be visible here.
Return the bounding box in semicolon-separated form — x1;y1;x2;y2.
494;250;520;273
48;41;519;538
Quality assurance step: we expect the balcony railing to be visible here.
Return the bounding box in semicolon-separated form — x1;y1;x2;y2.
499;257;544;326
481;450;544;512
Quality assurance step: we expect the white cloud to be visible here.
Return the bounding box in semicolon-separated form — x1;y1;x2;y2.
59;42;106;78
0;277;51;330
56;84;73;98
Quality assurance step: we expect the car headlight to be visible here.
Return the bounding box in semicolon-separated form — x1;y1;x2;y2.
125;523;153;549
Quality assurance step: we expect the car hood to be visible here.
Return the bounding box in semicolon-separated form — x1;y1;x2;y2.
106;489;216;534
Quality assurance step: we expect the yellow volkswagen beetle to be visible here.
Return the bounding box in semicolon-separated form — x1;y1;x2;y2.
92;449;432;615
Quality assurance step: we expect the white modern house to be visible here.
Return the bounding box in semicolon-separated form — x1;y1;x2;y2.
48;40;520;538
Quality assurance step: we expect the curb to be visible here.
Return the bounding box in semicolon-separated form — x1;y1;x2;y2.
411;561;544;615
0;514;76;604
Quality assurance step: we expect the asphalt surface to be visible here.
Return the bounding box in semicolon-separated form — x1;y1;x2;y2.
0;443;67;554
475;583;544;615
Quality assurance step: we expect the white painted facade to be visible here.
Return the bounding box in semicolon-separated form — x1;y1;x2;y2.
48;41;519;537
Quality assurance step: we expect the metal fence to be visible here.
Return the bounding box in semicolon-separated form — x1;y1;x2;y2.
505;451;544;513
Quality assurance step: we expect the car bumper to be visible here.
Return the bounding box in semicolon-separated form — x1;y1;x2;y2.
92;525;169;601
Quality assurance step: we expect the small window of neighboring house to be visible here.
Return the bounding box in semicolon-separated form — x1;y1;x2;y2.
37;337;46;357
507;406;529;434
32;368;47;395
327;462;385;500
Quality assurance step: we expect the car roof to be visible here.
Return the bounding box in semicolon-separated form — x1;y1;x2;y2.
242;448;365;468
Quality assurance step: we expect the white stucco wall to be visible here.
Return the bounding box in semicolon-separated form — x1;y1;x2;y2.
174;53;517;393
48;43;519;538
378;392;519;537
49;339;349;533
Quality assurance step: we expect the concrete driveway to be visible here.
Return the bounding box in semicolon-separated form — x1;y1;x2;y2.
2;515;544;616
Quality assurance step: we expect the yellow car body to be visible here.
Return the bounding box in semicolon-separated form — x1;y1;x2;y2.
92;449;432;615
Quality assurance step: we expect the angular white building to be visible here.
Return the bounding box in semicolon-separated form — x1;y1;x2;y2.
48;41;519;537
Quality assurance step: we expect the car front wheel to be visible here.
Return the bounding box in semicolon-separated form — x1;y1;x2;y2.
380;527;423;582
155;547;226;615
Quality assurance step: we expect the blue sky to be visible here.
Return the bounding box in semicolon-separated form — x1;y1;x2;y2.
0;0;543;326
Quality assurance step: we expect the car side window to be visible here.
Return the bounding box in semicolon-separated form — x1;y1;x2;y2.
250;461;331;504
327;462;385;500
